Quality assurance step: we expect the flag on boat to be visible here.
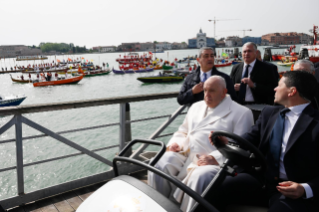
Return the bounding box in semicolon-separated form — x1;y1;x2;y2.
78;67;85;75
57;59;61;63
68;58;72;61
90;59;94;62
149;52;153;55
81;57;84;59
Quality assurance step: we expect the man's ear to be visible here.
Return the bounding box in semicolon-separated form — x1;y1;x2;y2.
288;87;297;97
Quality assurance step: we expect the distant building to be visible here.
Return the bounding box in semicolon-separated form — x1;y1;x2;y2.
121;43;141;51
188;29;215;48
0;45;42;58
171;42;188;49
155;42;171;50
92;46;117;52
140;42;154;51
297;33;312;44
242;36;261;45
262;32;300;45
215;41;225;47
225;36;242;47
261;39;269;46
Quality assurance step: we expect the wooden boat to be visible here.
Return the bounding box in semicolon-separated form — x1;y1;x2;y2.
33;75;83;87
162;64;173;70
0;95;26;107
277;61;294;66
112;68;154;74
137;74;184;83
73;69;111;77
16;55;48;61
10;74;33;83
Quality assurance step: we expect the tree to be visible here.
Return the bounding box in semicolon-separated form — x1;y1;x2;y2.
218;37;225;41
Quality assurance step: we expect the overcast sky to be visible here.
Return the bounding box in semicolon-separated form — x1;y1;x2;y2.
1;0;318;48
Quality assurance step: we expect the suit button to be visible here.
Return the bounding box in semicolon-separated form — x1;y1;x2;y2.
274;177;278;181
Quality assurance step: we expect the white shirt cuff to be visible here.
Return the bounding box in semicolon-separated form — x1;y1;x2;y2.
209;151;225;166
301;183;313;199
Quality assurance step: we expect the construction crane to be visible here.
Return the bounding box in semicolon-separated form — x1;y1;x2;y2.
208;17;240;40
219;29;252;37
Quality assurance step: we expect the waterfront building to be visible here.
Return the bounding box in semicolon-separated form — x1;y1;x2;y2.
0;45;42;58
215;41;225;47
92;46;117;52
262;32;301;45
261;39;270;46
171;42;188;49
155;42;172;50
225;36;242;47
187;29;216;48
121;43;141;51
140;42;154;51
297;33;313;44
242;36;262;45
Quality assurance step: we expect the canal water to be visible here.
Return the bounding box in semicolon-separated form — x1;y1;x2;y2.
0;46;301;200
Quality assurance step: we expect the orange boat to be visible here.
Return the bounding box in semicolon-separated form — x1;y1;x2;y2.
33;75;83;87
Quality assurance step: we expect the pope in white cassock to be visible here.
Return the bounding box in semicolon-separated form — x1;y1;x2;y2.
148;76;254;212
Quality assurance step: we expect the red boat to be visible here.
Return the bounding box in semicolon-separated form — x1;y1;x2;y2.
299;25;319;63
271;45;298;61
33;75;83;87
115;53;152;63
214;59;232;67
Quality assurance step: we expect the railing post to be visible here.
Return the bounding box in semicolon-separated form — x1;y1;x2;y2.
15;114;24;195
119;103;132;156
119;103;126;151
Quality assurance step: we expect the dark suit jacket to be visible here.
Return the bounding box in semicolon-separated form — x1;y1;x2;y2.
230;60;278;104
242;105;319;203
177;66;237;105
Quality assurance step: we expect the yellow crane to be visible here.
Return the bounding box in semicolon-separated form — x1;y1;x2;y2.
208;17;240;40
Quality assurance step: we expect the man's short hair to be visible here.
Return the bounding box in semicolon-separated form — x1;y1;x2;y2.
243;42;257;50
294;59;315;73
283;71;317;101
198;47;215;58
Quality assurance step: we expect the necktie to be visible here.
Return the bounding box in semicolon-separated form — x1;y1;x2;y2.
202;72;207;82
238;65;250;103
269;108;290;170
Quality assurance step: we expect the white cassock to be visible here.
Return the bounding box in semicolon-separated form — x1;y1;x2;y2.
148;95;254;212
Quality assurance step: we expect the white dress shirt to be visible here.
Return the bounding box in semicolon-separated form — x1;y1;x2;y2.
242;59;256;102
279;103;313;198
200;69;212;82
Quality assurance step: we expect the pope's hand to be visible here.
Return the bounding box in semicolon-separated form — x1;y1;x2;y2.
168;142;180;152
197;154;219;166
277;181;305;199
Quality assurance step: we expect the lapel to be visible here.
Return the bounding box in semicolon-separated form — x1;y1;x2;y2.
192;67;201;83
250;59;260;77
236;63;244;82
285;105;314;154
195;96;232;130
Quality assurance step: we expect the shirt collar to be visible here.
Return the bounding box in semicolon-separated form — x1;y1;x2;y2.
287;103;310;116
244;59;257;68
200;69;212;76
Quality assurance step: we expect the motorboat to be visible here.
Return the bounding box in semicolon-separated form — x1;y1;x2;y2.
137;72;184;83
112;68;154;74
0;94;26;107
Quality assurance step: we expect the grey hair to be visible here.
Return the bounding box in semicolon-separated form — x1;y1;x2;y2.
207;75;226;89
198;47;215;58
294;59;315;73
243;42;257;50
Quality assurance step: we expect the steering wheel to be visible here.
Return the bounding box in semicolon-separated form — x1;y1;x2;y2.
211;131;267;174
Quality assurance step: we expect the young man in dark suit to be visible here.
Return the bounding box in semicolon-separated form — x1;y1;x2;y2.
230;42;278;105
177;47;237;106
197;71;319;212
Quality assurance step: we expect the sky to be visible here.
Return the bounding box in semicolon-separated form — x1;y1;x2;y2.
0;0;318;49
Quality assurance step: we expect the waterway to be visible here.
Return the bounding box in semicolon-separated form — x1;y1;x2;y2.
0;45;303;200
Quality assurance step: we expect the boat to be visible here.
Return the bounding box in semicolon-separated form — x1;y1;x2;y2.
33;75;83;87
214;60;232;67
112;68;154;74
231;58;243;65
115;53;152;63
16;55;48;61
298;25;319;63
10;74;34;83
0;95;26;107
137;73;184;83
162;64;174;70
74;69;111;77
271;45;298;61
277;56;296;66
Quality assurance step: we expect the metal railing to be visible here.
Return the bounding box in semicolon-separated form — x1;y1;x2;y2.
0;92;187;209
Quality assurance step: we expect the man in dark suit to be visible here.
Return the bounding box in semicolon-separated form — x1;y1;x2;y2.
196;71;319;212
177;47;237;106
230;43;278;105
257;49;279;82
